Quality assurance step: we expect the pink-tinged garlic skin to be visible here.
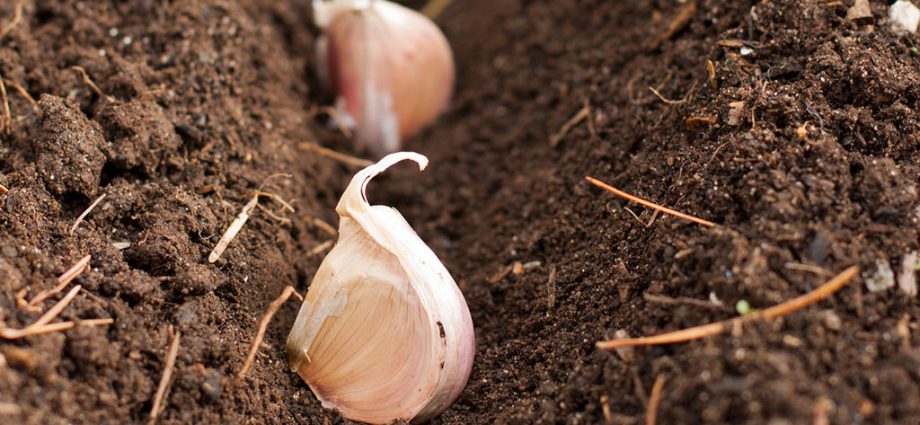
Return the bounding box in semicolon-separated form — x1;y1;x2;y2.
286;153;474;424
316;1;455;156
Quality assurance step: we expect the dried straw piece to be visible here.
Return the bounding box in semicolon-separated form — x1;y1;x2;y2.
70;194;107;234
209;196;259;263
646;0;697;50
0;318;113;339
3;78;37;114
306;216;338;238
2;285;114;339
0;3;22;41
307;240;334;257
299;142;374;168
209;189;296;263
148;328;181;425
646;375;667;425
25;255;91;311
550;104;591;147
422;0;453;19
70;66;107;99
586;176;716;228
597;266;859;349
28;285;81;329
0;75;10;135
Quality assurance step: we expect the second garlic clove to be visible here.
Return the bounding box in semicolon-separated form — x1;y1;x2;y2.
286;152;475;424
314;0;455;156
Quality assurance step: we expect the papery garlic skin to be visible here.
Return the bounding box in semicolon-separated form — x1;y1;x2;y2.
314;0;455;156
286;152;475;424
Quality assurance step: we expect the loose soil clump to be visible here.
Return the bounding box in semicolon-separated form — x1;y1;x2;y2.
1;1;920;424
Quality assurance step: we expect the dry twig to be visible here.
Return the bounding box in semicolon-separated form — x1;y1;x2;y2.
28;285;82;329
148;328;181;425
649;80;698;107
487;264;514;284
308;240;334;257
253;190;295;214
257;173;294;191
586;176;716;228
70;193;107;234
899;252;918;297
422;0;453;19
784;262;834;277
0;76;10;135
597;266;859;349
0;3;22;41
70;66;108;100
643;293;731;312
311;106;353;138
707;60;718;91
237;285;303;379
646;375;667;425
306;216;338;238
298;142;373;168
550;103;591;147
600;395;613;423
255;203;291;224
647;1;697;50
648;87;685;106
14;288;27;309
209;196;259;263
25;255;91;311
0;318;113;339
624;207;660;228
2;285;113;339
3;78;37;114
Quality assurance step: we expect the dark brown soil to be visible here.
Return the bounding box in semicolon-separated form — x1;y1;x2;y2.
2;0;920;424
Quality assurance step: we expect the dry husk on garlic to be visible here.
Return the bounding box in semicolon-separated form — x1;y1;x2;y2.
286;152;475;424
313;0;455;156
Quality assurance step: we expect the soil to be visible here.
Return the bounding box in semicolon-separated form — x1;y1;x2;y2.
1;0;920;424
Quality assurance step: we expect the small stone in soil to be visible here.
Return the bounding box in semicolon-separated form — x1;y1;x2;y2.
865;260;895;292
890;0;920;33
201;369;224;401
847;0;873;22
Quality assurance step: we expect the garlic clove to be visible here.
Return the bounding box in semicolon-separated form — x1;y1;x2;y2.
314;0;455;156
286;152;475;424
